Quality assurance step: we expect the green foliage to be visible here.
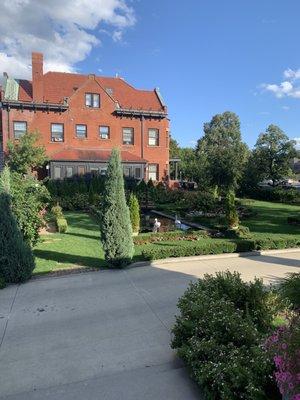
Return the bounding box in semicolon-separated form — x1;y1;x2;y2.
142;240;238;260
0;167;50;247
225;190;239;228
278;272;300;310
51;193;90;210
7;131;48;174
252;125;296;186
141;235;300;261
0;192;35;284
56;217;68;233
9;173;50;246
240;186;300;204
128;193;140;233
197;111;248;191
134;230;208;245
100;149;134;268
171;272;276;400
51;204;63;218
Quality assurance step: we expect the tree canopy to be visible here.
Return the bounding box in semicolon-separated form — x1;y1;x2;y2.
196;111;248;192
7;131;48;174
251;124;296;186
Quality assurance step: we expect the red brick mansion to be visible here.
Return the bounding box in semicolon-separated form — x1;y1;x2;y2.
0;52;170;181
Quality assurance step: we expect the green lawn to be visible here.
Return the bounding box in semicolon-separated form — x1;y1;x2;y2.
33;200;299;274
241;200;300;239
34;212;106;274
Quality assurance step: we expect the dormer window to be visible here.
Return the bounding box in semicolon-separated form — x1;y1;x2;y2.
85;93;100;108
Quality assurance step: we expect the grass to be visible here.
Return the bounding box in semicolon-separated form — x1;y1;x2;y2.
240;200;300;239
33;200;300;274
34;212;105;274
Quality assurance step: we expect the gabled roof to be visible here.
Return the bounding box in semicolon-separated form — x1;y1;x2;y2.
7;71;165;112
50;149;148;163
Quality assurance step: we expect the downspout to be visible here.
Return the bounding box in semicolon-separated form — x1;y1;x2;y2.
141;115;146;180
140;115;144;159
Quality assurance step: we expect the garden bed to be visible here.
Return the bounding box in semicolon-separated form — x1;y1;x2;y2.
34;209;300;274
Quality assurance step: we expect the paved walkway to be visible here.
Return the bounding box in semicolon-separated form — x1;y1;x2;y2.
0;250;299;399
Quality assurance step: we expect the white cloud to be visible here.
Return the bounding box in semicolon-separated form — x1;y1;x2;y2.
0;0;135;81
282;105;290;110
262;68;300;99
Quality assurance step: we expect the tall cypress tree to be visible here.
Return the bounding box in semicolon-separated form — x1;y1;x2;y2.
128;193;140;234
0;167;35;283
100;149;134;268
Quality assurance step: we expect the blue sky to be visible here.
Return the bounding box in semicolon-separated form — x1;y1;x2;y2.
1;0;300;148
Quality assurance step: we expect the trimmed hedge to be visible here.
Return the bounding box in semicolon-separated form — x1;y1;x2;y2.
142;240;238;260
134;230;208;245
56;217;68;233
141;236;300;261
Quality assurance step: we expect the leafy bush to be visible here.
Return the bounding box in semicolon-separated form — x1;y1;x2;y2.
0;192;35;284
242;187;300;204
171;272;277;400
128;193;140;234
265;315;300;399
0;168;50;247
224;225;251;239
51;193;89;210
51;204;63;218
279;273;300;310
56;217;68;233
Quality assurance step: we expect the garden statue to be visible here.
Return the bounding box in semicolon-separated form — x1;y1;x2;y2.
175;214;181;229
153;218;161;233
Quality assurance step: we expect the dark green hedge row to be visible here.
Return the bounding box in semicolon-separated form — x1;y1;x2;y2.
142;240;237;260
142;237;300;260
133;230;208;245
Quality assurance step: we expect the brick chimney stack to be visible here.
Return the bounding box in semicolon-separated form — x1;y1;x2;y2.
32;52;44;102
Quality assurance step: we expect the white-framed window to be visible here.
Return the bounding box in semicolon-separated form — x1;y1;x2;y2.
99;126;110;139
66;167;73;178
123;127;134;145
135;167;141;179
90;168;98;176
148;164;158;181
78;166;85;175
13;121;27;139
100;167;107;175
85;93;100;108
148;128;159;146
51;123;64;142
76;124;87;139
123;166;131;177
54;166;61;179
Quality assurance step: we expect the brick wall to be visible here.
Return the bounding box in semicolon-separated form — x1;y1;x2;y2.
2;76;170;180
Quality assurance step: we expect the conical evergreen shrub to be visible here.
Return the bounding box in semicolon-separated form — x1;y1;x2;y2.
0;167;35;283
100;149;134;268
128;193;140;234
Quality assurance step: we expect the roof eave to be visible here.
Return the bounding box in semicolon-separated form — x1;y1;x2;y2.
0;101;68;111
115;108;167;118
50;158;147;164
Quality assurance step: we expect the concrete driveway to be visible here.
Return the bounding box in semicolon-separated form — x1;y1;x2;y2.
0;250;299;399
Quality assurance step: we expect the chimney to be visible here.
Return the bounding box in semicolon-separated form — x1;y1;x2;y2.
32;52;44;102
